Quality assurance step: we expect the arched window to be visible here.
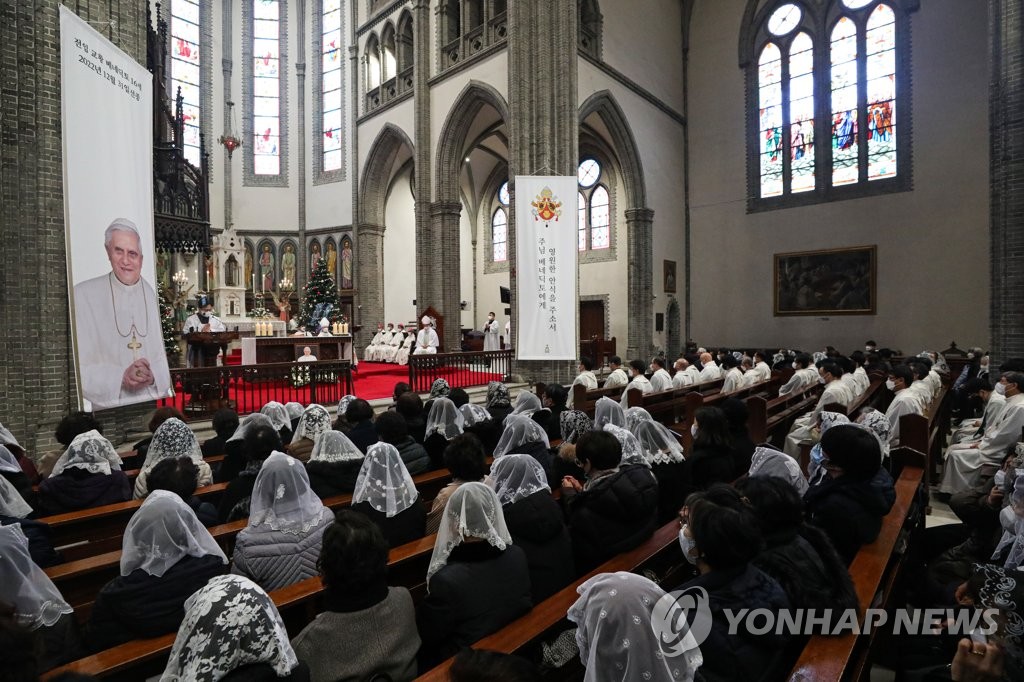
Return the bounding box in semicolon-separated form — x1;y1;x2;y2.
365;34;381;90
169;0;203;168
746;1;912;208
397;12;414;74
319;0;343;175
439;1;508;71
245;0;287;184
492;181;509;262
576;159;610;252
381;24;397;81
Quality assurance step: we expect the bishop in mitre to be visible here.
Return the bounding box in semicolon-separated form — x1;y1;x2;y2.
413;316;439;355
73;218;172;410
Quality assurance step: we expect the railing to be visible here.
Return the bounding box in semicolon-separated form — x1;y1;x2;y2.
408;350;512;393
160;361;354;418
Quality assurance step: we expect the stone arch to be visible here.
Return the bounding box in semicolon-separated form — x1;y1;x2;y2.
435;80;510;202
578;90;646;208
359;123;415;226
665;297;682;360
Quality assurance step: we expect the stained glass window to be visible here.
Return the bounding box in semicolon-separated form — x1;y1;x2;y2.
170;0;202;167
578;191;587;251
750;2;906;205
590;185;610;250
492;208;507;262
758;42;783;197
321;0;343;172
253;0;281;175
830;16;859;186
866;4;896;181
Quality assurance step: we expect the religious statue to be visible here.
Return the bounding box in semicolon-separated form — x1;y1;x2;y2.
341;238;353;289
281;243;296;284
310;242;323;272
326;242;337;280
244;246;253;289
205;254;216;290
269;289;291;322
259;244;275;291
225;255;239;287
156;250;170;289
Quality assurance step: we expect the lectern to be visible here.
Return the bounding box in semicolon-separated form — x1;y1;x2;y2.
183;331;241;367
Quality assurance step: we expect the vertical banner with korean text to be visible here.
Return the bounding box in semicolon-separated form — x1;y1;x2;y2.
514;176;578;360
60;6;172;412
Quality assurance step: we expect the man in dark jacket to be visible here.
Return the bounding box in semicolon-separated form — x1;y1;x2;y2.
804;424;896;564
560;430;659;573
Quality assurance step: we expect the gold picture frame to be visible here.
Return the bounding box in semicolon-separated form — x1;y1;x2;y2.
774;245;876;316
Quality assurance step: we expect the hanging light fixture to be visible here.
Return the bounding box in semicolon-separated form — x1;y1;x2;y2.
219;100;242;157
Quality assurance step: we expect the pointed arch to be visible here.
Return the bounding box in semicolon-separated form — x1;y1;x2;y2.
578;90;647;208
435;80;510;202
359;123;415;226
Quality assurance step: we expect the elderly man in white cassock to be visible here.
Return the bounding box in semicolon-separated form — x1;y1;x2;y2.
413;316;439;355
72;218;172;410
940;371;1024;494
364;323;384;361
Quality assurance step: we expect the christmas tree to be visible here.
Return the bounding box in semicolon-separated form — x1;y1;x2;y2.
158;289;179;356
300;257;342;328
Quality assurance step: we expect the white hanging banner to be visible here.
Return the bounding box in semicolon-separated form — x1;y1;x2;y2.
514;176;578;360
60;6;171;412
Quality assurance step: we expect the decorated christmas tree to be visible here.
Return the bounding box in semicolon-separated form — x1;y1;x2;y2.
158;289;179;356
300;257;342;329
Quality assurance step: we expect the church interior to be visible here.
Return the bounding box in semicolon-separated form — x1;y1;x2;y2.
2;0;1023;680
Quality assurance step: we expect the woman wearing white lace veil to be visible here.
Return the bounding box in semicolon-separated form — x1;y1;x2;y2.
594;396;626;430
506;391;542;423
0;443;33;505
0;524;84;670
854;408;892;457
217;413;276;483
304;430;365;498
748;446;809;496
85;490;228;650
284;401;304;428
567;571;702;682
494;415;552;478
418;481;532;666
233;451;332;591
423;397;465;468
807;411;849;486
460;402;493;427
489;455;573;601
625;407;654;433
160;574;309;682
287;404;333;462
134;418;212;499
261;401;293;441
0;475;32;519
603;424;649;468
351;442;425;547
38;430;130;514
1;475;64;567
632;419;690;523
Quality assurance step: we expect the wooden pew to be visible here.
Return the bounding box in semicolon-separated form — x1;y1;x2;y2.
898;383;951;490
746;381;823;445
42;533;441;682
415;517;687;681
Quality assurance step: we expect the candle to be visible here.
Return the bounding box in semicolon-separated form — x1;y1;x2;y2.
252;273;256;295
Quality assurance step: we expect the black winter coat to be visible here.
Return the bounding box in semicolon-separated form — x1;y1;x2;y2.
753;523;857;615
201;434;229;457
347;420;378;454
351;499;427;548
36;469;132;515
306;459;364;498
804;467;896;564
0;516;62;567
1;470;34;509
220;662;311;681
423;433;453;470
502;490;574;602
37;613;86;672
689;445;736;490
728;429;756;479
679;564;791;682
564;465;659;573
394;436;431;475
86;553;228;651
218;467;260;522
416;543;532;668
215;439;248;483
651;461;693;524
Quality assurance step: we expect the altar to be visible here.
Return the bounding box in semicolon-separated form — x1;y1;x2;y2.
240;335;355;365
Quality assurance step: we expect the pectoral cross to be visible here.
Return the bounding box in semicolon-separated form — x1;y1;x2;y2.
127;333;142;360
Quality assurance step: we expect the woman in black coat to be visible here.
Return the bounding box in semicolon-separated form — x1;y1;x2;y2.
344;399;378;454
632;420;693;524
494;415;552;478
804;424;896;564
489;455;573;602
304;430;367;498
417;482;532;668
688;406;736;489
422;398;465;469
0;445;34;508
218;423;282;522
37;430;131;515
349;443;426;547
478;382;514;452
85;491;228;651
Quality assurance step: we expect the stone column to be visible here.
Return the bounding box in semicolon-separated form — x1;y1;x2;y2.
625;207;655;361
413;0;434;322
295;0;308;290
356;223;386;348
989;0;1024;362
430;201;464;351
506;0;578;384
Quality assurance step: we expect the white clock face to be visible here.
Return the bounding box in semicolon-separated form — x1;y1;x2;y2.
768;3;802;36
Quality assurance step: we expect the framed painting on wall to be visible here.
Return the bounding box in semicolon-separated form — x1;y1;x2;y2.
774;245;876;316
663;259;677;294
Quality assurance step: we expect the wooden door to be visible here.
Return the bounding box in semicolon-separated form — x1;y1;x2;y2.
579;300;604;340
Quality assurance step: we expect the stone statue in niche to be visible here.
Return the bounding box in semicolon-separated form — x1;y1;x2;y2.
244;246;253;289
281;243;296;284
341;237;353;289
225;255;239;287
326;242;337;281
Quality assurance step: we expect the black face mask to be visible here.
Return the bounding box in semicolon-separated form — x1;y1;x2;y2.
198;313;210;323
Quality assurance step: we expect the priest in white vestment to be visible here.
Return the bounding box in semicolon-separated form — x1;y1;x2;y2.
941;372;1024;494
568;358;599;407
382;323;405;362
363;323;384;361
620;360;653;408
672;358;699;388
883;366;925;448
649;358;673;392
604;357;629;388
72;219;172;410
783;362;854;457
370;323;395;361
949;378;1005;446
183;294;226;334
483;312;501;352
296;346;317;362
395;331;416;365
778;354;817;396
697;352;722;382
720;356;744;393
413;316;439;355
749;351;773;384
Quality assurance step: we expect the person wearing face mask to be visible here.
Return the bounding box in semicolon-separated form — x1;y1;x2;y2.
688;406;736;489
619;360;654;408
777;353;818;396
783;361;854;458
183;294;227;368
649;356;673;392
941;372;1024;494
949;378;1006;447
720;354;744;393
864;340;878;354
603;356;630;388
883;365;924;448
697;351;722;382
673;357;700;388
674;485;791;682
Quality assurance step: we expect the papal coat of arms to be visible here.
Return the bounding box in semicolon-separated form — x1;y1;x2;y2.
531;187;562;222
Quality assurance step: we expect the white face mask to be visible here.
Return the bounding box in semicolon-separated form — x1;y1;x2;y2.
679;526;699;565
690;424;698;439
995;382;1007;396
994;469;1007;488
865;346;872;352
818;374;827;385
792;362;799;370
885;379;896;391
